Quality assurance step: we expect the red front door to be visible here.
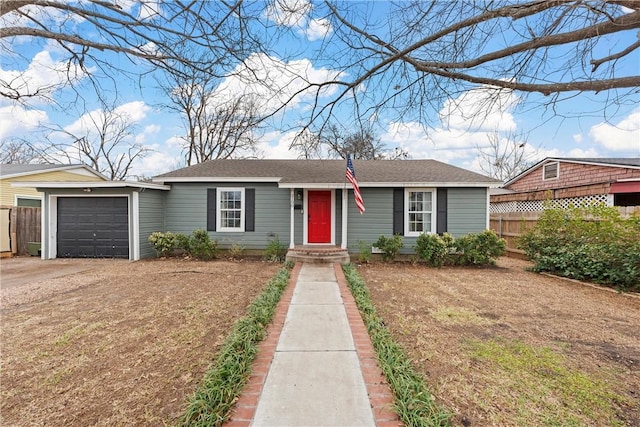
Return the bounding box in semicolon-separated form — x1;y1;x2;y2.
308;191;332;243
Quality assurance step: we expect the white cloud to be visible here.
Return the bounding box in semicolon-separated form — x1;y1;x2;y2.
114;101;150;122
257;130;301;159
265;0;312;27
567;147;600;157
135;147;181;178
138;1;162;20
0;4;84;30
263;0;332;41
0;105;48;140
440;85;518;132
214;53;344;117
377;85;525;174
589;108;640;153
304;18;332;41
572;133;583;143
0;50;91;103
64;101;150;137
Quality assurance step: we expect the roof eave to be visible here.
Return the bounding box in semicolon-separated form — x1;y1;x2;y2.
152;176;282;184
1;164;107;180
11;181;171;191
504;157;640;186
278;181;500;188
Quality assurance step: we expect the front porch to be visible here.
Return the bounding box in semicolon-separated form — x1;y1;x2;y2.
285;245;350;264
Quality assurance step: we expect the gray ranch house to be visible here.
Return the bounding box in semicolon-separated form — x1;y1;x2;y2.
18;159;501;261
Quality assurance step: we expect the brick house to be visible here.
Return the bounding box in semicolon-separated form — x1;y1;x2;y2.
491;157;640;213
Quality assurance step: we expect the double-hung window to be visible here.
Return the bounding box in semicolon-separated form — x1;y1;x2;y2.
405;189;435;236
217;188;245;232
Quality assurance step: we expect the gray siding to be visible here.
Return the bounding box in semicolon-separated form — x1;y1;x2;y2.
447;187;488;236
346;187;394;249
164;182;291;249
162;184;489;253
139;190;166;258
345;187;488;254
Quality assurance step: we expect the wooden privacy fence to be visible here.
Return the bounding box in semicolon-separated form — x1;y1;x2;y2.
490;206;640;259
490;212;538;259
0;206;41;257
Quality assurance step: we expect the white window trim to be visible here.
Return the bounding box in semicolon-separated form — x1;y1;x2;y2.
543;162;559;180
217;187;245;232
404;188;436;237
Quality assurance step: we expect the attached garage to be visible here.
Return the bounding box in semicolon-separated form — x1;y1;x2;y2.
57;197;129;258
11;181;170;260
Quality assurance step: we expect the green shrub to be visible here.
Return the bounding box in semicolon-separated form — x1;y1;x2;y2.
174;232;190;253
148;231;177;257
454;229;506;266
414;233;455;267
518;204;640;290
227;242;245;258
374;235;404;262
356;240;372;263
264;235;286;262
188;229;218;260
414;231;504;267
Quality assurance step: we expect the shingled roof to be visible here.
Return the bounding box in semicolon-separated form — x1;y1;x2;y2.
504;157;640;187
153;159;500;187
0;163;106;179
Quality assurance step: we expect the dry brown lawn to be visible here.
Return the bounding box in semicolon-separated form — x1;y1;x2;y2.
1;258;279;426
359;257;640;427
3;256;638;426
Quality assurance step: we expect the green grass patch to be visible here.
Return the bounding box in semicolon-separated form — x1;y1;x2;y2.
342;264;450;426
469;338;626;426
178;265;291;427
431;306;492;325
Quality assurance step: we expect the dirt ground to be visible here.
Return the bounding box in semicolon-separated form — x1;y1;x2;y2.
359;258;640;426
0;257;280;426
3;257;638;426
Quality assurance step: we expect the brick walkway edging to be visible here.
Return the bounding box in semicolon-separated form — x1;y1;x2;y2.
225;262;401;426
333;263;402;427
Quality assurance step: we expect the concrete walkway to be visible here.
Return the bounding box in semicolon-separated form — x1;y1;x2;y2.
225;263;400;427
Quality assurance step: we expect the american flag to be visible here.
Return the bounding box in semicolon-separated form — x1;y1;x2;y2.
346;156;365;214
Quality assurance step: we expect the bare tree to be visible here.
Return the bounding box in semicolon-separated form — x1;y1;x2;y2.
30;102;150;179
477;130;536;182
0;139;39;163
265;1;640;129
159;57;262;165
1;1;257;105
291;123;409;159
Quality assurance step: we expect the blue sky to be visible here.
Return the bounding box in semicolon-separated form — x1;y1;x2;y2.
1;1;639;179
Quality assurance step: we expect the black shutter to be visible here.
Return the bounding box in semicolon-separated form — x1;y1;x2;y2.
393;188;404;235
207;188;216;231
437;188;448;234
245;188;255;232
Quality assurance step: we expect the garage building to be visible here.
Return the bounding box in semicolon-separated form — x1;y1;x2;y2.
12;181;170;260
